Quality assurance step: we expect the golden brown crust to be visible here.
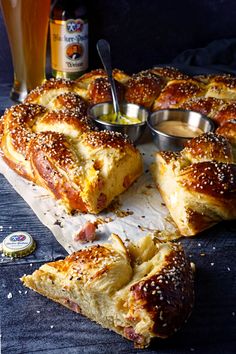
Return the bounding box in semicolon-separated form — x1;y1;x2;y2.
30;132;80;171
0;103;46;180
87;77;124;104
76;68;130;88
183;132;233;163
130;245;194;338
4;67;236;217
179;96;224;118
63;244;120;282
25;78;76;103
21;70;236;161
36;110;93;134
2;104;45;155
76;68;107;83
125;70;165;109
157;151;182;164
82;129;132;150
0;114;5;143
153;132;236;236
193;74;223;84
153;79;205;110
212;101;236;125
24;70;130;108
179;161;236;199
112;68;131;84
19;68;236;158
1;99;142;214
50;92;88;113
151;66;190;82
206;75;236;100
29;134;89;212
2;154;33;181
21;235;194;348
216;119;236;146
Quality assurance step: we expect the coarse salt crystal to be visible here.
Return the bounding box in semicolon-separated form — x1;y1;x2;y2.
7;292;13;299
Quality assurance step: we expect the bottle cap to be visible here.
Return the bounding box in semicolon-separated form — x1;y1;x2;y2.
2;231;36;258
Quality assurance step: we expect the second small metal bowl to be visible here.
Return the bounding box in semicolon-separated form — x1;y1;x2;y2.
147;109;215;151
88;102;149;143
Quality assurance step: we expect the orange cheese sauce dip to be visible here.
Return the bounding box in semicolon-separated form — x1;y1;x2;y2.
155;120;203;138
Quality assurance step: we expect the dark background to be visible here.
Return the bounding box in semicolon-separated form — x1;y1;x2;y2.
1;0;236;85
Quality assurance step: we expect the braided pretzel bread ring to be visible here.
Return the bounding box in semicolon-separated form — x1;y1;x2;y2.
1;102;143;214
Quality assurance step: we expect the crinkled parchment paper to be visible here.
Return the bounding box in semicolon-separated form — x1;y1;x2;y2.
0;141;177;254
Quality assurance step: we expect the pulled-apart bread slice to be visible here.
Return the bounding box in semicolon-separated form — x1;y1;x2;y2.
152;133;236;236
21;234;194;348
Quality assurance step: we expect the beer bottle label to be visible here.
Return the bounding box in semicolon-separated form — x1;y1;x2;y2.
50;19;88;73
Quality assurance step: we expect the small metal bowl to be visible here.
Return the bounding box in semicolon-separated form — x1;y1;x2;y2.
88;102;149;143
147;109;215;151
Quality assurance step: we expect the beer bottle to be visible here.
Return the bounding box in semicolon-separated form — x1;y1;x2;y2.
50;0;88;80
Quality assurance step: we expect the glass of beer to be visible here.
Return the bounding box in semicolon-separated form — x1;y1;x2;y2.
0;0;50;101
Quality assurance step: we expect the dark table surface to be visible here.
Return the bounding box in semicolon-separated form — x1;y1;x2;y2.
0;80;236;354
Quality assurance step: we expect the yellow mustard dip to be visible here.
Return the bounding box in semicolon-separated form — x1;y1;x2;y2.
99;112;141;125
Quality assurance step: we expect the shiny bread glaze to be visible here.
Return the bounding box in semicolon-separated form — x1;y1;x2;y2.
125;70;165;109
87;76;125;104
179;161;236;199
153;79;205;110
25;78;76;104
216;119;236;145
50;92;88;113
212;101;236;125
183;132;233;163
180;96;225;117
153;132;236;236
0;90;142;214
151;66;190;82
205;75;236;100
2;66;236;214
130;244;194;339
